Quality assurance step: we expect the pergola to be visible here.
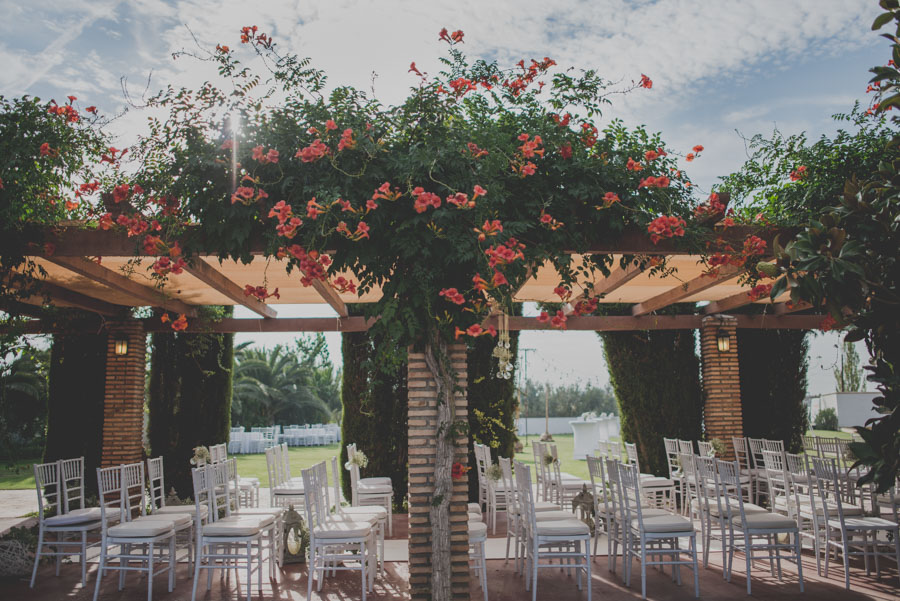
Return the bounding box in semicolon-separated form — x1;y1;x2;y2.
9;224;823;600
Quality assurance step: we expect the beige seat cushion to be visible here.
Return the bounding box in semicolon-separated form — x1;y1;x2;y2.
734;512;796;530
203;518;263;537
535;510;579;522
709;500;767;517
838;516;899;530
235;507;285;517
45;507;103;526
774;495;864;516
221;513;275;529
641;477;675;488
535;519;591;537
313;520;372;539
637;507;672;518
109;520;174;538
274;484;305;495
633;514;693;534
468;512;483;522
339;506;387;520
239;477;260;485
359;483;393;494
468;520;487;540
360;477;392;486
534;501;561;512
467;503;482;515
136;513;192;528
155;504;209;520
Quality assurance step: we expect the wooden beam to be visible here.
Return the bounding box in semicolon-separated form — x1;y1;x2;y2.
307;278;349;317
24;280;125;316
734;314;825;329
40;224;798;258
183;258;277;319
774;300;813;315
632;265;742;316
594;262;645;296
44;256;198;317
704;290;755;314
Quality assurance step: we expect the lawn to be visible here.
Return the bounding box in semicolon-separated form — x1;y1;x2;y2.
0;429;856;491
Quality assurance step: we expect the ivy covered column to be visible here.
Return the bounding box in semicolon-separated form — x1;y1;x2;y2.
408;343;469;601
101;320;147;467
700;314;742;459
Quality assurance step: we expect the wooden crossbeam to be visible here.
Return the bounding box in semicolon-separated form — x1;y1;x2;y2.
704;289;756;314
307;278;349;317
594;262;645;296
20;279;125;316
44;256;198;317
183;258;277;319
774;300;813;315
632;265;742;316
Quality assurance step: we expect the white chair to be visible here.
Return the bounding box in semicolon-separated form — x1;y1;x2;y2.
624;442;676;511
717;458;804;595
663;438;685;510
515;461;591;601
146;456;210;570
328;456;386;577
811;456;900;589
473;442;490;513
618;462;699;599
586;455;610;560
265;445;305;507
190;465;273;601
747;438;770;505
469;518;489;601
346;443;394;536
301;464;375;601
731;436;755;503
696;440;714;457
30;458;103;589
93;465;178;601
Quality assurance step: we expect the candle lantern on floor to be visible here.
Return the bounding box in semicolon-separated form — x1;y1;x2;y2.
282;504;309;563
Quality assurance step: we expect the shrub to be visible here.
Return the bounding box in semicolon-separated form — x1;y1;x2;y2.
814;407;840;432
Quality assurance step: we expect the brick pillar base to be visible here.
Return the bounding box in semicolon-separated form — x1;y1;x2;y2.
101;321;147;467
700;315;743;460
408;344;469;601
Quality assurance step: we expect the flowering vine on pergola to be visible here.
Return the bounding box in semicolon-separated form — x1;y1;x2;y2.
0;26;810;599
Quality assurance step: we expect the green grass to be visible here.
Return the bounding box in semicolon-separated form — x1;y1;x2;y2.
234;444;343;487
0;459;38;490
808;429;854;440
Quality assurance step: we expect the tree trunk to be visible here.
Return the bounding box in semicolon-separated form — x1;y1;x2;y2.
423;337;454;601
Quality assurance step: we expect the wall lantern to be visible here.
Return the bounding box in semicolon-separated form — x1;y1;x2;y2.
716;328;730;352
114;335;129;356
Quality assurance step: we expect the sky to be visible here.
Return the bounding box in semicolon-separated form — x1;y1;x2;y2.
3;0;883;397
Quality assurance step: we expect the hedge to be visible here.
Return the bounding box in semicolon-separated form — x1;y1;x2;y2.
44;332;107;495
737;328;809;452
148;307;234;496
598;305;703;475
340;326;408;509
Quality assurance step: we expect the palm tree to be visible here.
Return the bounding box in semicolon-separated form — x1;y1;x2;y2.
232;343;331;426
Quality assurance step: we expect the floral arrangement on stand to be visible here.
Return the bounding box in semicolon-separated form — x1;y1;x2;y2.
190;445;211;466
345;449;369;470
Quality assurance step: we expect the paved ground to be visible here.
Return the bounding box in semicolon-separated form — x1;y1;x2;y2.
0;489;38;536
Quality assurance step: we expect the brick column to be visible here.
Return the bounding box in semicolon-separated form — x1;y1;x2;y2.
408;344;469;601
100;320;147;467
700;315;742;460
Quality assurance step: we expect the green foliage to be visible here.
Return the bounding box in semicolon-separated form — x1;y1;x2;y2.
148;307;235;496
814;407;840;432
834;342;865;392
518;379;618;417
598;305;703;475
736;327;809;453
0;347;49;460
339;325;408;509
466;305;520;500
232;337;334;427
43;331;106;495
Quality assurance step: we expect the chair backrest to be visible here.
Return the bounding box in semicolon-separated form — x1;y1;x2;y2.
122;462;147;519
227;458;243;510
280;443;292;479
586;455;608;521
678;452;697;484
272;443;285;483
300;464;324;531
597;440;609;458
624;442;639;470
97;465;125;525
473;443;488;487
212;461;236;516
191;465;215;522
330;456;343;508
697;441;714;457
762;439;785;453
608;440;622;461
604;457;624;523
314;460;332;515
346;444;362;492
498;457;516;509
59;456;86;513
677;439;693;455
716;459;750;527
616;462;646;529
663;438;681;479
732;436;751;472
531;441;549;493
265;446;281;489
513;461;536;536
747;437;766;470
147;456;166;511
209;443;227;464
801;435;818;456
761;449;790;504
33;461;60;520
694;455;722;516
810;457;851;527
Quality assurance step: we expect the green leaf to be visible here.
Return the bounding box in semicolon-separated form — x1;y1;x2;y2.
872;11;895;31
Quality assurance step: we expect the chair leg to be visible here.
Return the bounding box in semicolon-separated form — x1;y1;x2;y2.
30;526;44;588
147;542;154;601
93;541;106;601
795;532;804;593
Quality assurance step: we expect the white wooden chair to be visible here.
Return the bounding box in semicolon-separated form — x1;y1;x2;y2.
469;518;488;601
731;436;755;503
747;438;771;505
30;458;103;589
718;458;804;595
94;465;178;601
618;461;699;599
328;456;386;577
624;442;676;511
190;465;273;601
811;456;900;589
346;443;394;535
265;445;305;507
301;464;375;601
663;438;685;509
515;461;591;601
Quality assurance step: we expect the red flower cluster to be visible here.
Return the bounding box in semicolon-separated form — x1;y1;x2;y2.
439;28;464;44
239;25;272;48
626;157;643;172
296;139;330;163
474;218;502;241
337;128;356;151
647;216;686;244
551;113;571;127
644;147;667;162
485;238;525;268
553;286;571;301
331;276;357;294
39;142;58;158
244;285;280;301
598;191;620;210
439;288;466;305
503;57;556;96
790;166;807;181
251;145;279;164
306;198;326;220
518;133;544;159
742;235;767;257
116;213;149;237
537;310;567;329
151;256;187;277
161;313;188;332
451;462;469;480
285;246;331;286
572;296;599;316
466;142;488;158
446;192;474;209
638;175;670;189
539;210;563;230
747;284;772;302
268;200;303;238
639;74;653;89
413;187;441;213
694;192;726;217
454;324;497;340
100;147;127;164
818;314;838;332
372;181;401;202
559;143;573;159
231;184;267;205
581;123;598;148
47;98;80;123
